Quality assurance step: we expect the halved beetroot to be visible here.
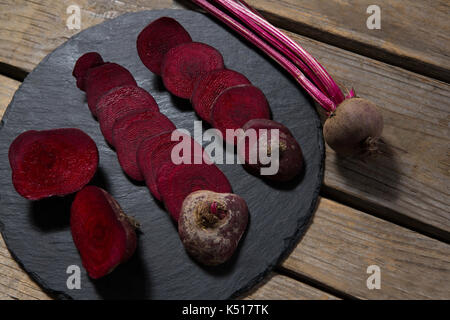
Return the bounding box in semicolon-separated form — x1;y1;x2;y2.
85;63;137;116
137;17;192;75
8;128;98;200
157;163;232;221
96;86;159;145
210;85;271;145
161;42;225;99
71;186;138;279
112;110;176;181
191;69;251;122
72;52;104;91
136;130;207;200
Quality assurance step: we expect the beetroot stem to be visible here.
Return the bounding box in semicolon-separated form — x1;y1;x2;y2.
191;0;336;112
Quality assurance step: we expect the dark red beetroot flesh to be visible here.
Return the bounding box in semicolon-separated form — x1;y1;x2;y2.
137;17;192;75
71;186;138;279
238;119;303;182
96;86;159;145
178;190;248;266
8;128;98;200
191;69;251;122
72;52;104;91
112;110;176;181
210;85;271;145
137;130;208;200
161;42;225;99
157;163;232;222
85;63;137;116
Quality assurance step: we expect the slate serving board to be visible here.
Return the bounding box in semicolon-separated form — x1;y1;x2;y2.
0;9;324;299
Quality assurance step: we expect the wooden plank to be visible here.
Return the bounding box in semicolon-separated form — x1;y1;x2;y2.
243;273;339;300
245;0;450;82
283;197;450;300
0;76;20;118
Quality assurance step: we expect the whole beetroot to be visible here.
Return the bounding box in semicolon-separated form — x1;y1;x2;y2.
178;190;248;266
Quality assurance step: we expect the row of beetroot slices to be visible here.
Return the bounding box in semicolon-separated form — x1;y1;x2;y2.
137;17;304;182
71;49;249;269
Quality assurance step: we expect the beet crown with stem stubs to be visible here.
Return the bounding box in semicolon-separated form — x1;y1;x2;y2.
190;0;384;156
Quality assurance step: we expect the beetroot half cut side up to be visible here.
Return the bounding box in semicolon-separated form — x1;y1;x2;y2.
157;163;232;222
211;84;271;145
191;69;251;122
96;86;159;145
137;130;208;200
161;42;225;99
112;110;176;181
71;186;138;279
137;17;192;75
8;128;99;200
85;63;137;116
72;52;104;91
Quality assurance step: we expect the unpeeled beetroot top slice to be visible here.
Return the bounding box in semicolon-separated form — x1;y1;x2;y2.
137;17;192;75
136;130;208;200
85;63;137;116
112;110;176;181
96;86;159;145
8;128;98;200
191;69;251;122
71;186;138;279
161;42;225;99
210;85;271;145
157;163;232;222
72;52;104;91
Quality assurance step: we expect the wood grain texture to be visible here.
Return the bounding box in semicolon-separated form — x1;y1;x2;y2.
283;198;450;300
0;76;20;118
245;0;450;82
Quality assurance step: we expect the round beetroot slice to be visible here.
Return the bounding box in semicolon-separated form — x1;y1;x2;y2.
8;128;99;200
157;163;232;222
96;86;159;145
71;186;137;279
85;63;137;116
211;85;271;145
161;42;225;99
112;110;176;181
72;52;104;91
191;69;251;122
137;17;192;75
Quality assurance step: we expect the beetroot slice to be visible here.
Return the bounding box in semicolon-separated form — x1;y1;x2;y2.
85;63;137;116
72;52;104;91
137;17;192;75
161;42;225;99
71;186;137;279
211;85;271;145
8;128;99;200
157;163;232;221
191;69;251;122
137;130;208;200
112;110;176;181
96;86;159;145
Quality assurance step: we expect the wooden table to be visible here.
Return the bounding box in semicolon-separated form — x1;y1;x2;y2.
0;0;449;300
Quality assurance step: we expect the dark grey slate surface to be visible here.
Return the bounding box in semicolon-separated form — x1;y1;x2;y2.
0;9;324;300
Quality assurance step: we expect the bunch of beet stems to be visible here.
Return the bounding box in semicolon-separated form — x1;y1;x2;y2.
190;0;384;156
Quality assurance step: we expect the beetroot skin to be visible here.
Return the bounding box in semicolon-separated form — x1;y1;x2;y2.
157;163;232;222
96;86;159;145
71;186;138;279
191;69;251;122
239;119;303;182
211;85;271;145
85;63;137;116
178;190;248;266
112;110;176;181
72;52;104;91
9;128;99;200
161;42;225;99
137;17;192;75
